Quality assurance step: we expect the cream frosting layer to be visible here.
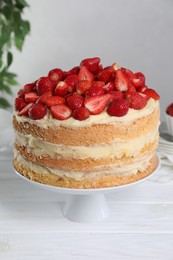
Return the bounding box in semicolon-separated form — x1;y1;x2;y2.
14;99;159;129
15;129;159;159
14;149;154;180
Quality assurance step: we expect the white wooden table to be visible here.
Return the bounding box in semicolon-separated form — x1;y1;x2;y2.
1;152;173;260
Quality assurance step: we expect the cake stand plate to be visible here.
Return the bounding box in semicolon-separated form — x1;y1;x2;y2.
14;155;160;223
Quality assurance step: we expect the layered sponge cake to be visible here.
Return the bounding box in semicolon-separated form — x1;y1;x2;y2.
13;57;160;188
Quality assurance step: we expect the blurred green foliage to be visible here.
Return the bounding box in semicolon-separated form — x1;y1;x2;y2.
0;0;30;108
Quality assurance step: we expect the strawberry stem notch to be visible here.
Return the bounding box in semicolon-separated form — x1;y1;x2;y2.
15;57;160;121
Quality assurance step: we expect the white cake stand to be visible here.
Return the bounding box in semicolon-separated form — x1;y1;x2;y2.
14;155;160;223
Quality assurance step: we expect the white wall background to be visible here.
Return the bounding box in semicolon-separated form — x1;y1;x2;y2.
10;0;173;120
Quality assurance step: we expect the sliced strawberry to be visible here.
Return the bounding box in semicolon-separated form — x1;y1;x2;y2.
54;81;68;96
18;103;33;116
134;72;145;84
25;92;39;104
15;98;26;111
50;104;72;120
93;64;103;76
45;96;65;107
84;94;111;115
166;103;173;116
64;74;79;92
121;68;135;80
98;67;114;83
72;107;90;121
143;88;160;100
111;63;120;71
115;69;128;91
78;66;94;81
48;68;63;84
80;57;100;73
36;77;54;95
28;104;47;120
36;91;52;104
102;82;114;93
138;85;148;93
107;99;129;117
125;91;147;110
92;81;105;88
109;91;124;102
67;95;84;110
131;78;144;88
64;66;80;78
86;86;104;97
76;80;92;94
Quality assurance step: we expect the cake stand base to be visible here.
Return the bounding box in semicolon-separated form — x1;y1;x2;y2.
63;193;109;223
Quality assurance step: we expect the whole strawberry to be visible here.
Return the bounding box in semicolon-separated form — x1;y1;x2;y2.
28;104;47;120
107;99;129;117
36;77;54;95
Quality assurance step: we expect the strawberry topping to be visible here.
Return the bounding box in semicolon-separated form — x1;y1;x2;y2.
166;103;173;116
84;94;111;115
50;104;72;120
28;104;47;120
15;57;159;121
107;99;129;117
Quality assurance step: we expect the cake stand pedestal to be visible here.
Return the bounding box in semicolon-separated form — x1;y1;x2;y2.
14;155;160;223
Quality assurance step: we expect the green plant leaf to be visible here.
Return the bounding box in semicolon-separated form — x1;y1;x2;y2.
0;97;11;108
0;59;3;69
14;36;24;51
0;83;13;94
7;51;13;68
6;77;18;86
16;0;29;8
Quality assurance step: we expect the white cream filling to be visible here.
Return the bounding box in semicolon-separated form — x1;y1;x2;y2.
14;99;159;129
14;149;154;181
15;129;159;159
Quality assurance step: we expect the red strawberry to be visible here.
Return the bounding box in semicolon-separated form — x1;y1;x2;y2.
143;88;160;100
67;95;84;110
115;69;128;91
23;82;36;92
125;91;147;110
36;77;54;95
45;96;65;107
50;104;72;120
109;91;123;102
80;57;100;73
25;92;39;103
93;64;103;76
18;103;33;116
102;82;114;93
65;74;79;92
92;81;105;88
28;104;47;120
86;86;104;97
84;94;111;115
134;72;145;85
121;68;135;80
54;81;68;96
138;85;148;93
72;107;90;121
131;77;144;88
18;82;36;98
166;103;173;116
98;67;114;83
76;80;92;94
15;98;26;111
107;99;129;117
78;66;94;81
48;68;63;84
36;91;52;104
111;63;120;71
64;66;80;78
